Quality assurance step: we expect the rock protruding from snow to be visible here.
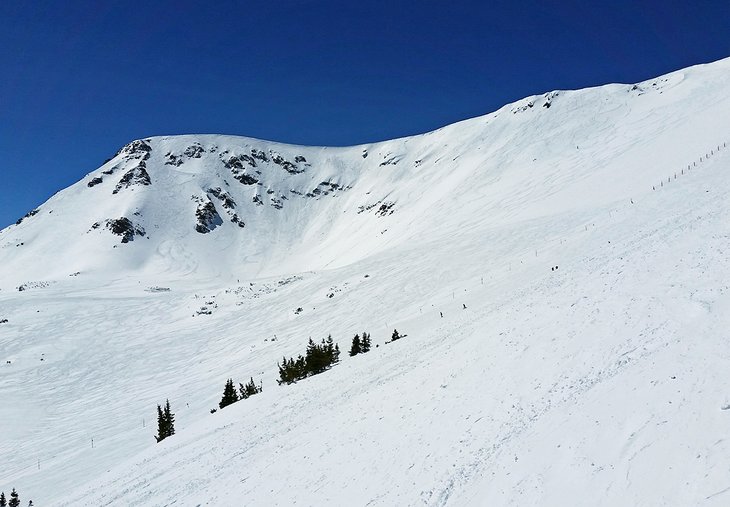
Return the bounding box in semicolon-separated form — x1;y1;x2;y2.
15;208;40;225
118;139;152;159
91;217;146;243
113;163;152;194
194;199;223;234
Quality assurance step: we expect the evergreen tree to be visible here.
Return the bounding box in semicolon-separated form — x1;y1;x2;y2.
155;404;166;443
305;338;327;374
349;334;362;356
277;356;291;385
219;378;239;409
279;337;341;386
7;489;18;507
391;329;402;341
239;377;262;399
0;491;6;507
361;332;371;353
326;335;340;364
294;355;306;379
155;400;175;442
164;399;175;437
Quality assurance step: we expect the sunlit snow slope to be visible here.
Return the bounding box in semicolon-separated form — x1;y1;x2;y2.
2;57;730;506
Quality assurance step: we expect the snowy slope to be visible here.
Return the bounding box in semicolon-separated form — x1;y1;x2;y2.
1;57;730;506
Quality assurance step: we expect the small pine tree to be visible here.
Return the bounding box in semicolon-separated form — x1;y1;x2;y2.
7;489;18;507
361;332;371;353
391;329;402;341
156;399;175;442
277;356;290;385
219;378;239;409
239;377;262;399
0;491;6;507
326;335;340;364
155;404;166;443
349;334;362;356
164;399;175;437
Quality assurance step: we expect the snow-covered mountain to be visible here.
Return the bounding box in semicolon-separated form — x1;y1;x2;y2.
2;57;730;506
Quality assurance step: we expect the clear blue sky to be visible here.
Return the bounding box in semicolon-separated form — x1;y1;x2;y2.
1;0;728;228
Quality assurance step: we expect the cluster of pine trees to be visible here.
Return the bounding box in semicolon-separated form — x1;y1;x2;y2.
349;332;372;356
149;329;406;443
155;399;175;443
219;376;263;410
0;488;27;507
278;336;340;384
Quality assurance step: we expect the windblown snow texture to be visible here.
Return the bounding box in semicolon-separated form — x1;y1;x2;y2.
2;57;730;506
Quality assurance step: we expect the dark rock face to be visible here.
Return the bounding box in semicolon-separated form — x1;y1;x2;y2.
165;153;184;166
87;177;103;187
15;208;40;225
231;213;246;228
235;173;259;185
358;199;395;216
376;202;395;216
207;187;236;210
250;149;268;162
271;152;304;174
223;155;260;185
306;180;346;198
95;217;146;243
113;163;152;194
184;143;204;159
119;139;152;158
195;200;222;233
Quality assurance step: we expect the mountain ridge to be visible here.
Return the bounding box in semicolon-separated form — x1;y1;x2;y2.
2;56;730;506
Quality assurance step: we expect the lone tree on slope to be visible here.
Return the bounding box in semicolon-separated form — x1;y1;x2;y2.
155;399;175;443
219;378;239;409
7;489;18;507
0;491;6;507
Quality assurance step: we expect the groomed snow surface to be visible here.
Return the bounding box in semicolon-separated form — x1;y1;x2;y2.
2;57;730;506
